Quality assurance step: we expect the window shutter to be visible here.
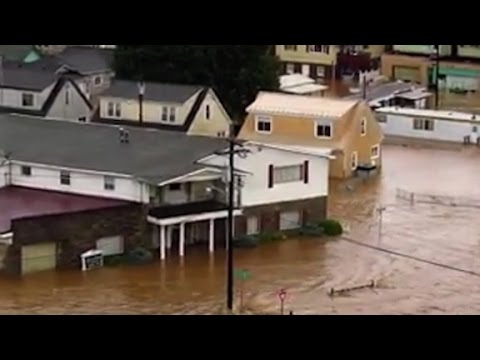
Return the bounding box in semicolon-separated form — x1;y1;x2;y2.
268;164;274;188
304;161;309;184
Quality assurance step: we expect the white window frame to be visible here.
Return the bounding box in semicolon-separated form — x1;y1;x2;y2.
279;211;302;231
273;164;304;185
21;93;34;107
21;166;32;177
94;75;103;86
361;116;367;136
315;121;333;139
371;144;380;160
255;115;272;134
246;216;259;235
169;107;176;122
351;151;358;171
107;102;121;118
413;118;435;131
104;176;115;191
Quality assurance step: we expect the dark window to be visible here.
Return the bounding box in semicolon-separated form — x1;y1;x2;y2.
316;124;332;138
22;93;34;107
206;105;211;120
60;171;71;185
78;117;87;122
21;166;31;176
169;183;181;191
104;176;115;191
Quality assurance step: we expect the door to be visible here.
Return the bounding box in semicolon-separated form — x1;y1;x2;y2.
21;243;57;275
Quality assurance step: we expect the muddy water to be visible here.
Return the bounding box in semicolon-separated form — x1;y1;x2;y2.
2;144;480;314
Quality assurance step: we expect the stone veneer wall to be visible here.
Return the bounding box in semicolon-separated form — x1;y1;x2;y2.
4;204;146;275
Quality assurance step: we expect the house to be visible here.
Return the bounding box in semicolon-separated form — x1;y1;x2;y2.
336;45;385;77
276;45;339;80
0;114;331;275
382;45;480;92
279;74;328;96
344;81;432;110
375;107;480;145
237;92;384;179
1;45;114;98
93;79;231;137
0;63;92;121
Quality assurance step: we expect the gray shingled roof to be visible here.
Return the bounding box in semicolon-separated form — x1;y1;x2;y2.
56;46;113;74
344;81;426;102
0;63;57;90
0;45;35;61
104;79;205;103
0;114;227;184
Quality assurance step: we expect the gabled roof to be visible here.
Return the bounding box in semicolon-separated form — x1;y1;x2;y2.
0;114;227;185
103;79;205;104
0;62;57;91
246;91;358;119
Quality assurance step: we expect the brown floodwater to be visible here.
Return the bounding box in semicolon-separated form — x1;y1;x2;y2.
2;144;480;315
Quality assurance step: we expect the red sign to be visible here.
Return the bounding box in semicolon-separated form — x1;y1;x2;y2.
278;289;287;301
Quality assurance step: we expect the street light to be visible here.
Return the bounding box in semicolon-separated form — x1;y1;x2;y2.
138;81;145;125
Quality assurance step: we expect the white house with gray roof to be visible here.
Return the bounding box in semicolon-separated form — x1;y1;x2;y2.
376;107;480;145
94;79;232;138
0;113;331;260
0;62;93;121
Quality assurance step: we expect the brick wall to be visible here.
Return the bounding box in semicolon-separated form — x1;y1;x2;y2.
5;204;146;275
236;196;328;235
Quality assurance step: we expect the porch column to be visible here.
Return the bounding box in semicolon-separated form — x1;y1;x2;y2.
167;226;172;250
160;225;166;261
179;222;185;257
209;218;215;253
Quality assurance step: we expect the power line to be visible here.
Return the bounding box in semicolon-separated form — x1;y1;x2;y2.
341;236;480;278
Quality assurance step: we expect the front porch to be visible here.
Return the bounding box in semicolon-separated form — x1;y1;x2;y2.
147;200;243;260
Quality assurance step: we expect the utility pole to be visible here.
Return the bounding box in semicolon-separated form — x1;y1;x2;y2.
0;55;4;107
434;45;440;110
138;80;145;125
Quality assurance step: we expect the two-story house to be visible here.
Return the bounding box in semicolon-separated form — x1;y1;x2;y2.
93;80;232;137
0;62;93;121
336;45;385;77
0;113;331;275
276;45;339;81
237;92;384;179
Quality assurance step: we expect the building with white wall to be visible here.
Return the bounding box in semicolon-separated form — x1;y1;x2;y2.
0;113;332;273
376;107;480;145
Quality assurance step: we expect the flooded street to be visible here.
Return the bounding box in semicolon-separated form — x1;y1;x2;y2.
2;144;480;314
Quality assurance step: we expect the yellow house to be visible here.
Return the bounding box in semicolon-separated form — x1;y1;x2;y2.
276;45;339;80
237;92;384;179
94;80;231;138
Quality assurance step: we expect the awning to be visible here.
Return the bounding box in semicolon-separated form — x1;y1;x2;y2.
282;83;329;95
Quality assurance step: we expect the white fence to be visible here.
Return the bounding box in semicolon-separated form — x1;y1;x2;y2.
396;188;480;209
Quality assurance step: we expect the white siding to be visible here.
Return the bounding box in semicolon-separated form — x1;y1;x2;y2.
163;183;189;204
46;82;92;121
188;90;231;137
0;83;54;110
0;164;7;188
199;145;330;207
10;162;150;203
381;114;478;143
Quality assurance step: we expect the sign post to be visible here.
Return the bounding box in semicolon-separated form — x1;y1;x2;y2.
234;269;251;314
278;289;287;316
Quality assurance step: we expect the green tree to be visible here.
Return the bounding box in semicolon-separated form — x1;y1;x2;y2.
114;45;280;122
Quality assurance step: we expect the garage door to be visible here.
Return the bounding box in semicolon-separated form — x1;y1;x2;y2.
393;66;421;83
21;243;57;275
96;236;124;257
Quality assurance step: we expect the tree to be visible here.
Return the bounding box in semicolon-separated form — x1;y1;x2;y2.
114;45;280;122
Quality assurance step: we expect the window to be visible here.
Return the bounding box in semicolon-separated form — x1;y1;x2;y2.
307;45;330;54
60;171;71;186
161;107;177;122
78;117;87;122
94;76;102;86
107;102;121;118
316;65;326;78
65;88;70;105
104;176;115;191
256;116;272;134
247;216;259;235
371;145;380;159
205;104;211;120
473;126;478;133
280;211;301;231
315;122;332;138
21;166;31;176
273;165;304;184
361;117;367;136
284;45;298;51
22;93;34;107
413;118;435;131
286;63;295;74
169;183;181;191
376;114;387;123
351;152;358;170
217;131;226;137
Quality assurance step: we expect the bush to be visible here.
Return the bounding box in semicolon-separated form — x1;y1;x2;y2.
318;219;344;236
258;231;286;243
299;224;325;237
234;235;259;249
127;247;154;265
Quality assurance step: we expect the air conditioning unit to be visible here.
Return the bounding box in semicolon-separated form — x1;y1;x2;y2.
81;249;104;271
